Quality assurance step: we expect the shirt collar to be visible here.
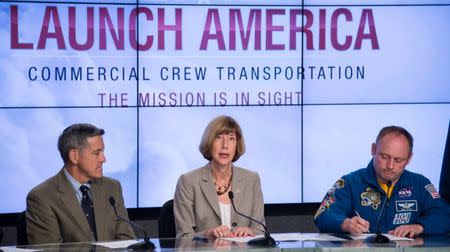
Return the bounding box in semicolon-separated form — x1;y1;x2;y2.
64;167;91;202
365;159;408;196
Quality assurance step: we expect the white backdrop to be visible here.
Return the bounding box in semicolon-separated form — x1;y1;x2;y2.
0;1;449;213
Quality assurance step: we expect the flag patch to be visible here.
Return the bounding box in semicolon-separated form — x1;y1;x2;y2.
425;184;440;199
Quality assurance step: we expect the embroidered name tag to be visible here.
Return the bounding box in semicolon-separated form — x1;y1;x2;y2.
393;212;411;225
395;200;417;212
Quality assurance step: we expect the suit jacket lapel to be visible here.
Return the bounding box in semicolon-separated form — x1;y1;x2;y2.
57;169;94;240
91;179;107;241
199;165;221;220
230;166;242;225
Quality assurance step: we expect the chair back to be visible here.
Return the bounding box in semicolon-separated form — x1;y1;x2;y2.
16;210;28;245
158;199;176;238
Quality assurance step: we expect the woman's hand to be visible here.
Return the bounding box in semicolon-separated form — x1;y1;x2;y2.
204;225;233;238
232;226;255;237
212;238;232;248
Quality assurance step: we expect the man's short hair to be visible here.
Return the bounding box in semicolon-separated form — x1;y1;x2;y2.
199;115;245;162
58;123;105;163
376;125;414;154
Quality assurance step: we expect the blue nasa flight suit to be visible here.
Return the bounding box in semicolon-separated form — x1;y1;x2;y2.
314;160;450;234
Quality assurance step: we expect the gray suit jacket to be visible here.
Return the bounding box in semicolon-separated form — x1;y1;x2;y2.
174;165;265;237
26;168;136;244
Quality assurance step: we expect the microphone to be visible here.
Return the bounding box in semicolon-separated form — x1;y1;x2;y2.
228;191;276;247
365;181;392;243
109;197;155;250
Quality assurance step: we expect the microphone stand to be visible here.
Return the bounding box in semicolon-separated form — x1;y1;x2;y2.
228;191;276;247
109;197;156;250
365;181;392;244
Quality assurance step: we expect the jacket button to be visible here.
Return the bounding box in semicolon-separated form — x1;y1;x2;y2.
232;222;237;227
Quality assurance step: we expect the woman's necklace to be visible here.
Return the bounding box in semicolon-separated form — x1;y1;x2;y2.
214;177;232;196
213;169;233;196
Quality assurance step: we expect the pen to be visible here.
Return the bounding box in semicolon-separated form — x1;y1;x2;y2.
355;210;370;233
193;236;209;242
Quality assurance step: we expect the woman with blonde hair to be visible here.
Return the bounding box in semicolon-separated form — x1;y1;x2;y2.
174;115;265;238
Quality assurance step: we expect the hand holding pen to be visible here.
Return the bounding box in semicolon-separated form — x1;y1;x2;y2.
341;211;370;235
354;211;370;233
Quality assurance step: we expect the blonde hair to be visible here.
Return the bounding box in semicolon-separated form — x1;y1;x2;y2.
199;115;245;162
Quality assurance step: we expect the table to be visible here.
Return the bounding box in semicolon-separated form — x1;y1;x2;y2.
6;233;450;251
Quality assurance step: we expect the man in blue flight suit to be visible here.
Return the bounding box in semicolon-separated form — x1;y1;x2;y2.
314;126;449;238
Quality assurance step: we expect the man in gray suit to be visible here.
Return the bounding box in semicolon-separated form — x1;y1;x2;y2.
26;123;136;244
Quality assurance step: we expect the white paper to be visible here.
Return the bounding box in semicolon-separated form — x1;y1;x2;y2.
221;235;265;243
273;233;347;241
0;247;41;252
350;234;414;241
93;240;141;249
221;233;346;243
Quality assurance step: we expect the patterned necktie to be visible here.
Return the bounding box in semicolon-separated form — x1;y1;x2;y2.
79;185;97;240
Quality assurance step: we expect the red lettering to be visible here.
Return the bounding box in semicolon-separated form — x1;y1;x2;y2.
10;6;379;51
319;9;326;50
331;8;352;51
200;9;226;50
158;8;182;50
10;5;33;49
129;7;153;51
100;7;125;50
266;9;285;50
355;9;379;49
229;9;261;50
69;7;94;50
37;6;66;49
289;9;313;50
